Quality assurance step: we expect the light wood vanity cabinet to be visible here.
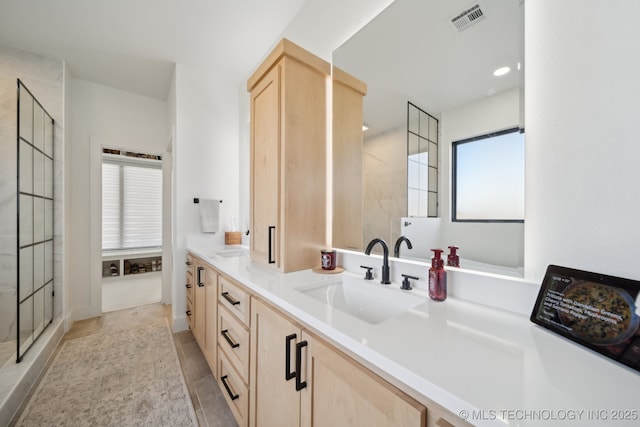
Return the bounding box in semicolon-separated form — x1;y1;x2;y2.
186;253;467;427
249;297;427;427
247;38;330;273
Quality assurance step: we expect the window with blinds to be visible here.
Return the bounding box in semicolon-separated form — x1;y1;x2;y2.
102;151;162;251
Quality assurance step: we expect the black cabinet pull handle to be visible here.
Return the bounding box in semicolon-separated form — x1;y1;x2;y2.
185;284;192;289
268;225;276;264
295;340;308;391
220;375;239;401
221;291;240;306
185;310;191;316
197;266;204;287
185;261;192;266
285;334;297;381
221;329;240;349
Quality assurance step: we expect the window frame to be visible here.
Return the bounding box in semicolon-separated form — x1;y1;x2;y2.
101;151;163;251
407;101;439;218
451;126;524;223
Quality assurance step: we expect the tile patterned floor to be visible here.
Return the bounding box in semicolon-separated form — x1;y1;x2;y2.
174;329;237;427
9;304;236;427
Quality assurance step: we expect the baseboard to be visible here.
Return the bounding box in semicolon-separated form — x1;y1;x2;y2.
172;314;189;333
67;304;98;324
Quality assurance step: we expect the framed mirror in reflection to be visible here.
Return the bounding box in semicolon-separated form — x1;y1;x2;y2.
332;0;525;276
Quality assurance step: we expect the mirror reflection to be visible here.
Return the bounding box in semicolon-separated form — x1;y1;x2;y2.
332;0;525;276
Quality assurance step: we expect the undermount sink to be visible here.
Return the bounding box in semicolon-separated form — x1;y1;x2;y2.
298;275;425;324
211;247;248;257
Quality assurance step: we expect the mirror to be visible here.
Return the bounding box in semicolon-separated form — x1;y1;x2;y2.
332;0;525;276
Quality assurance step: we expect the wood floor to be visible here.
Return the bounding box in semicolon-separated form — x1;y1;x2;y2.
9;303;236;427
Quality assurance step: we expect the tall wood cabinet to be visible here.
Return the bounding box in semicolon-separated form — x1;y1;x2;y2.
247;39;330;273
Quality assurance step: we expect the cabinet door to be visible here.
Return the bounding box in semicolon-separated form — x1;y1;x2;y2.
250;65;280;268
301;332;426;427
249;298;301;427
193;262;206;347
204;265;218;376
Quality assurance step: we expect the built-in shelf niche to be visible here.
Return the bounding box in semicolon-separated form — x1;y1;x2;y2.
102;252;162;278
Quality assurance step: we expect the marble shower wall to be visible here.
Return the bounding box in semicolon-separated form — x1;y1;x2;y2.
363;126;407;251
0;44;64;343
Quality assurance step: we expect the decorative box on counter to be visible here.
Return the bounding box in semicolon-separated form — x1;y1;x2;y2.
225;231;242;245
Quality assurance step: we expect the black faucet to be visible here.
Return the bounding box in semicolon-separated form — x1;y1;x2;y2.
393;236;413;258
364;238;391;284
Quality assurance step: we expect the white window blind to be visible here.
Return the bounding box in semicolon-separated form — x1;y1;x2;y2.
102;155;162;250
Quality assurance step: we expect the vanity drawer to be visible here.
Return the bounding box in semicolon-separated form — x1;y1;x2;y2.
218;350;249;427
218;304;250;382
219;275;251;326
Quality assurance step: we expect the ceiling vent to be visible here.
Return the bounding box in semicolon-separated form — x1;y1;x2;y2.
449;2;486;32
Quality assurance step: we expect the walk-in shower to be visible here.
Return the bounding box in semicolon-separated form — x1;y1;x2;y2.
12;80;54;363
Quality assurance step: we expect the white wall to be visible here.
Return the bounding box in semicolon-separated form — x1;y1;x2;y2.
163;67;176;308
171;64;240;331
524;0;640;282
440;88;524;267
68;79;168;320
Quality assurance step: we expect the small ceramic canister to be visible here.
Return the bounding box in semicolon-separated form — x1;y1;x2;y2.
321;249;336;270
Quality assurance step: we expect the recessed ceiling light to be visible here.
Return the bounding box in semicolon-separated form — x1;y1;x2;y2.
362;124;369;131
493;66;511;76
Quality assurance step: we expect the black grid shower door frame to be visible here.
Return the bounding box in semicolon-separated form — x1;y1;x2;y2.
16;79;55;362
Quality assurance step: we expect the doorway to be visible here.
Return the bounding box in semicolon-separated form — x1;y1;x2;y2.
100;148;163;312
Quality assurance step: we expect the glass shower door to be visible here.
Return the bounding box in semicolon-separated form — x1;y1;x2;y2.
17;80;54;362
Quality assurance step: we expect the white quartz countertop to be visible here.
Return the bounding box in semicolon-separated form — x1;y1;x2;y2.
188;245;640;427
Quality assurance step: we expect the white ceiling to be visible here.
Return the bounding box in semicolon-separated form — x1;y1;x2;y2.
334;0;524;134
0;0;309;100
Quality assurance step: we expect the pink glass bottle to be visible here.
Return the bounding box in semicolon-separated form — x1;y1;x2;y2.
447;245;459;267
429;249;447;301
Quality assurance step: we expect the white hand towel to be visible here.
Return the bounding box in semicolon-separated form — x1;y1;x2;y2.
200;199;220;233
